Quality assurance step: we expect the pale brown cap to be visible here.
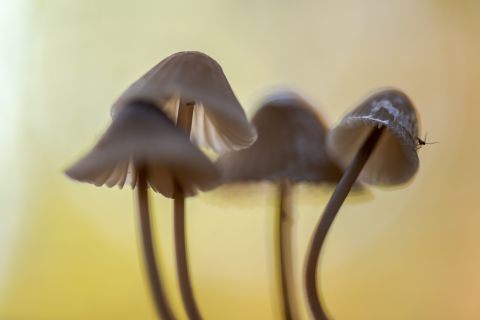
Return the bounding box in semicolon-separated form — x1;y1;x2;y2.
327;88;420;185
66;101;220;198
111;51;257;153
217;90;343;184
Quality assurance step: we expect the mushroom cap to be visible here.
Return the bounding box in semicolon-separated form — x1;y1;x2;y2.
65;101;220;198
217;90;343;184
327;88;420;185
111;51;257;153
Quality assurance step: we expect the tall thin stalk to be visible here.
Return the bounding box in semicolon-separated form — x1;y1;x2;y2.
277;179;297;320
136;165;175;320
305;126;384;319
174;101;203;320
174;184;202;320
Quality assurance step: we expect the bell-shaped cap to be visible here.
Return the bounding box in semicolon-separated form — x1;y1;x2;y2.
217;90;343;184
327;88;420;185
65;101;220;198
111;51;257;153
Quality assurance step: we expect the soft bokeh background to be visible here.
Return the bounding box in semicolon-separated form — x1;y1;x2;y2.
1;0;480;319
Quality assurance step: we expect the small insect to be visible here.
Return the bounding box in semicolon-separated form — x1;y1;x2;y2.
416;132;438;150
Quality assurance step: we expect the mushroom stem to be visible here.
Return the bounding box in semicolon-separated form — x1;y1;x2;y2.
136;165;175;320
174;100;203;320
277;179;296;320
177;100;195;137
174;182;203;320
305;126;384;319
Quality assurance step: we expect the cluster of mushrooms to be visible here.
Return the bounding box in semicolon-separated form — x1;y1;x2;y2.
66;51;422;320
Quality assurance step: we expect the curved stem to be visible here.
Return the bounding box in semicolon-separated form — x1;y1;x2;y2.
278;180;297;320
305;126;384;319
174;183;203;320
136;166;175;320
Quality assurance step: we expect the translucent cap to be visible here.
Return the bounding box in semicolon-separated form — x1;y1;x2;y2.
327;89;420;185
66;101;220;198
111;51;257;153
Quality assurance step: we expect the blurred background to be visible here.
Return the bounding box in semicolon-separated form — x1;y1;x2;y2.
1;0;480;319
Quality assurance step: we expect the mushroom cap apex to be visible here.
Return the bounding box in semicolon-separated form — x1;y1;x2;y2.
111;51;257;154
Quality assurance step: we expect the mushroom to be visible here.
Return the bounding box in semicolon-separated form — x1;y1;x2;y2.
304;88;421;319
217;90;344;320
112;51;257;153
65;101;219;320
111;51;257;320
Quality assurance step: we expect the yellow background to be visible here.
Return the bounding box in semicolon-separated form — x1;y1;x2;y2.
1;0;480;319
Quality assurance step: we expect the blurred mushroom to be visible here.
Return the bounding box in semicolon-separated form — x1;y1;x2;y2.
66;101;219;320
304;88;420;319
217;90;344;320
112;51;257;320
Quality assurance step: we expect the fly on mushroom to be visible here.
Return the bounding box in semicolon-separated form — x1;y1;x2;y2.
416;132;438;150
